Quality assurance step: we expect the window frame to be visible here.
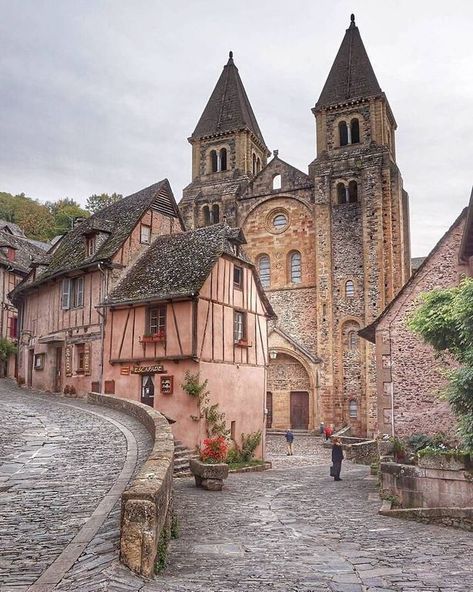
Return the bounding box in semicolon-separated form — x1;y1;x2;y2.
147;305;166;337
258;254;270;289
289;251;302;284
34;353;45;371
233;310;247;344
233;265;243;289
140;223;151;244
76;343;86;373
345;280;355;298
349;399;358;418
85;234;96;257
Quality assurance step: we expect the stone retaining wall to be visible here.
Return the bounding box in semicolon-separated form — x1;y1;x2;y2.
345;439;378;465
379;504;473;532
88;392;174;577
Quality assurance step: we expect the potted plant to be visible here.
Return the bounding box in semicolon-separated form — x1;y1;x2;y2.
189;436;229;491
390;436;407;463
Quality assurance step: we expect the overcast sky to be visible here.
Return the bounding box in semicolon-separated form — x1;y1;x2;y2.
1;1;472;256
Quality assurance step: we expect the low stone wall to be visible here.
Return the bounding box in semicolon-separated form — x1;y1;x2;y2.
88;392;174;577
345;439;378;465
379;504;473;532
380;454;472;514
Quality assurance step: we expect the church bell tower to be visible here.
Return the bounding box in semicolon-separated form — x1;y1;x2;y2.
309;14;411;434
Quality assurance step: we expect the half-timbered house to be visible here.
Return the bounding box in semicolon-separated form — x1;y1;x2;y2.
0;228;47;377
12;180;184;394
101;223;275;453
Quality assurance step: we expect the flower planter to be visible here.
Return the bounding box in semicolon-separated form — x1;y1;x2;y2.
417;452;471;471
140;334;166;344
189;459;229;491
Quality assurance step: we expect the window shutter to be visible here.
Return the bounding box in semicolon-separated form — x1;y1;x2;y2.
76;277;84;308
84;343;91;376
65;345;73;376
62;279;71;309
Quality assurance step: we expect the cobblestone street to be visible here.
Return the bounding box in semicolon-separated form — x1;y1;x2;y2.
1;384;472;592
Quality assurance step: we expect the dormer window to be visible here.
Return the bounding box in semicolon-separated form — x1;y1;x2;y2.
85;234;96;257
7;247;15;262
140;224;151;244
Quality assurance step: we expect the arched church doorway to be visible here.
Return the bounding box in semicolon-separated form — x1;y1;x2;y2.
267;352;314;429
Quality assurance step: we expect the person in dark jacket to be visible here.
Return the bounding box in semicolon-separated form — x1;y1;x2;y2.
285;429;294;456
331;438;344;481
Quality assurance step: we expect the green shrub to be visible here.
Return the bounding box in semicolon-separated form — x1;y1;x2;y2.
240;431;262;462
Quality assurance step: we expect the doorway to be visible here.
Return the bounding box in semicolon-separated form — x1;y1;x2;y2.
266;391;273;428
27;349;34;387
141;375;155;407
54;347;62;393
290;391;309;429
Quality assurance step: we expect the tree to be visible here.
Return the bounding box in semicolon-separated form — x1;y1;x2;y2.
408;278;473;450
85;193;122;214
0;191;54;240
45;198;90;236
0;337;17;377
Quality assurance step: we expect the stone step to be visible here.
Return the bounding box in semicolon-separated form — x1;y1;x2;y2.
173;439;198;478
266;429;317;436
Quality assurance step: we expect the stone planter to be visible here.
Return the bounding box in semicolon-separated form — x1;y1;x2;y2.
417;452;471;471
189;459;229;491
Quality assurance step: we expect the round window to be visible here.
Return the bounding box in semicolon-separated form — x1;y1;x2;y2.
273;213;288;230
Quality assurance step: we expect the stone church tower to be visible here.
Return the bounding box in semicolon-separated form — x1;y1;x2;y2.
179;16;410;436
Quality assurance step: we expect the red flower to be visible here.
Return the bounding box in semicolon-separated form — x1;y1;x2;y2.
200;436;228;463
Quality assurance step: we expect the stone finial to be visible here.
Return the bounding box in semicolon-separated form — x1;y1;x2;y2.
273;149;279;158
350;13;356;26
229;51;233;60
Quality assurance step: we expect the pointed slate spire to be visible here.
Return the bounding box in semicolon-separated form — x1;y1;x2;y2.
315;15;382;109
191;52;267;148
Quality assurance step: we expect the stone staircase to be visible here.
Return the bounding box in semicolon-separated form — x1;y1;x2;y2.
173;439;198;478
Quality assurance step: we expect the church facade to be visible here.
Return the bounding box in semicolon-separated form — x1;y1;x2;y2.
179;15;411;436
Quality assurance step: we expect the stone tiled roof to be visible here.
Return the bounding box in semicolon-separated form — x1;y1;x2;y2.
459;187;473;262
0;230;48;275
0;220;26;237
13;179;184;294
104;223;275;317
315;15;382;109
411;256;426;271
191;53;267;149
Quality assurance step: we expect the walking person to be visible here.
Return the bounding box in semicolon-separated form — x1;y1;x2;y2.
285;428;294;456
331;437;344;481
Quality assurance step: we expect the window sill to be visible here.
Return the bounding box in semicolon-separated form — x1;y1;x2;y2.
234;340;251;348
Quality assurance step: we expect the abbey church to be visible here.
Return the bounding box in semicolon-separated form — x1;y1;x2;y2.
179;15;411;436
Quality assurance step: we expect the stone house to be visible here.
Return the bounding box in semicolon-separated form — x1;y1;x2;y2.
0;227;47;377
179;15;411;435
100;223;274;453
11;180;185;393
359;210;468;439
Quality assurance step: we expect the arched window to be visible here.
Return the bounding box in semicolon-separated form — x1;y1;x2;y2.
350;118;360;144
348;180;358;203
348;331;358;350
211;204;220;224
252;153;256;175
256;157;261;173
345;280;355;298
339;121;348;146
337;182;347;204
273;174;281;190
220;148;227;171
210;150;218;173
289;251;302;283
349;399;358;418
203;205;210;226
258;254;270;289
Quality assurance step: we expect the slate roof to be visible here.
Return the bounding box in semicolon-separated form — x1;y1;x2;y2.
315;15;382;109
13;179;184;294
0;230;48;275
191;52;268;149
103;223;275;317
459;187;473;262
411;256;426;272
0;220;26;237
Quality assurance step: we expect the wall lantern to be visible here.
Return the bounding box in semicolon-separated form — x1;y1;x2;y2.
269;350;277;360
